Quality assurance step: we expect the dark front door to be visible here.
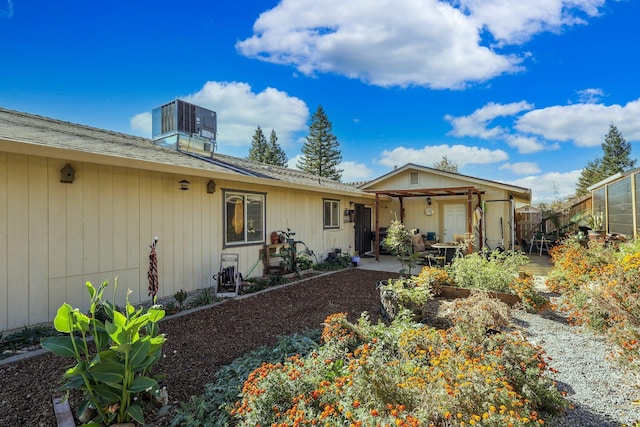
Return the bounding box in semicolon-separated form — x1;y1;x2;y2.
354;204;372;255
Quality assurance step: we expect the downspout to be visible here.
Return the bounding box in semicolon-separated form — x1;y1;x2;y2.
632;173;637;239
375;193;380;261
466;189;473;254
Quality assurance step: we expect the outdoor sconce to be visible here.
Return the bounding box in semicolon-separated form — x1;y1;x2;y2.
426;196;432;205
60;163;75;183
206;179;216;194
179;179;190;191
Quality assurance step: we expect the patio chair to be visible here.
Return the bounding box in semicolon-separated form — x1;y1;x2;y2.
528;232;549;256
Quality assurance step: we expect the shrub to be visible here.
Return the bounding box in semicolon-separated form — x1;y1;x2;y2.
382;218;421;275
232;312;565;426
548;237;640;369
171;330;321;427
447;248;530;293
379;276;432;318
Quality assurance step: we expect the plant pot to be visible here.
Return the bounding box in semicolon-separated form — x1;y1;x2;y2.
587;230;605;240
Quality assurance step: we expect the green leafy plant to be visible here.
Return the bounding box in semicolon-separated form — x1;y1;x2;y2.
379;277;432;316
0;325;63;359
447;248;530;293
382;218;421;275
173;289;188;309
314;253;352;271
276;228;317;275
41;279;166;426
191;288;215;307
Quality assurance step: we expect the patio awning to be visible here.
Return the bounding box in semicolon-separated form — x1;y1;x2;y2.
365;186;485;260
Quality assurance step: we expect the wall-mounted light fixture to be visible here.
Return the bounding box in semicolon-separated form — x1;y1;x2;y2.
206;179;216;194
426;196;432;205
60;163;75;183
179;179;190;191
349;200;354;206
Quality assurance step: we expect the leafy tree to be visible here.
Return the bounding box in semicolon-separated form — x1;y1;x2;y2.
247;126;268;162
297;105;343;181
576;124;636;196
264;129;288;167
433;154;458;173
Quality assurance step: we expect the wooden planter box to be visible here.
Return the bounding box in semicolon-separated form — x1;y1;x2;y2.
438;285;522;307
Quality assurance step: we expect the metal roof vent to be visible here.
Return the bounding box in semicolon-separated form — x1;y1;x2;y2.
151;99;217;158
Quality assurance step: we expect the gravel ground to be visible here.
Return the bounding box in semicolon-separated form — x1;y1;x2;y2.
514;280;640;427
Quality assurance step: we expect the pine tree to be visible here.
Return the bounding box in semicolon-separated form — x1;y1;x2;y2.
601;124;635;175
265;129;288;167
247;126;268;163
297;105;343;181
433;155;458;173
576;124;636;196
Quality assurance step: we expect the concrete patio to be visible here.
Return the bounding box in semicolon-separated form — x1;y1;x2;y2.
356;253;553;276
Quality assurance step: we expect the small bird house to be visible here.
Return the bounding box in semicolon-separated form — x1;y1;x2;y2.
60;163;75;183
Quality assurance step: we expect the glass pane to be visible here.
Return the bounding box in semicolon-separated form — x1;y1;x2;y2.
607;177;633;236
324;201;332;227
226;194;245;243
331;201;340;227
246;194;264;242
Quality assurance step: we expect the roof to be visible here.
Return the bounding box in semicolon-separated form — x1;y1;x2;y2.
0;107;368;196
587;167;640;191
359;163;532;202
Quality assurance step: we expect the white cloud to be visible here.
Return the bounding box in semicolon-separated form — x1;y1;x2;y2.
507;169;582;204
237;0;604;89
515;99;640;146
445;98;640;152
340;161;374;182
576;87;605;104
505;134;557;154
0;0;14;19
499;162;540;175
378;144;508;168
287;156;373;182
129;81;310;149
457;0;603;45
130;112;151;136
445;101;533;138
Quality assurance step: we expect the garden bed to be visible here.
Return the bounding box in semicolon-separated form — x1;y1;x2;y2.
0;268;397;427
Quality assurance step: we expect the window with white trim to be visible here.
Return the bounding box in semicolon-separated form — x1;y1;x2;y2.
323;199;340;229
224;191;265;245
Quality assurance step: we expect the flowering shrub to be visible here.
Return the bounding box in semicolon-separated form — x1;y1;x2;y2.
548;237;640;369
232;312;565;426
415;266;454;296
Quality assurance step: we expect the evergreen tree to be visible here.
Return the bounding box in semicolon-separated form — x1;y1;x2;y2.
247;126;268;163
601;124;635;175
297;105;343;181
433;155;458;173
576;124;636;196
264;129;288;167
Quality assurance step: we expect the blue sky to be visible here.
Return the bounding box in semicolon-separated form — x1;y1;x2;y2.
1;0;639;204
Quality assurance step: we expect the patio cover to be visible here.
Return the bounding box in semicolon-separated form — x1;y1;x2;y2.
364;186;484;261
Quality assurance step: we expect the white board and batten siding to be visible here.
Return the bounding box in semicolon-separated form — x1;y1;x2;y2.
0;153;366;331
0;154;222;331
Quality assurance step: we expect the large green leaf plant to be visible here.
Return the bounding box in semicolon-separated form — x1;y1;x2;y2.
41;279;166;426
